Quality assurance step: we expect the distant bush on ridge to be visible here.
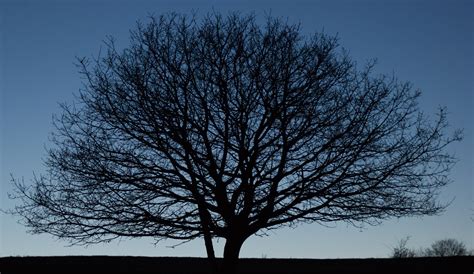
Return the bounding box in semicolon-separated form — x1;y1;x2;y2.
391;237;471;258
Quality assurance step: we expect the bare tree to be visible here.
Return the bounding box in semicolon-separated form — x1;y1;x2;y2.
10;13;461;272
391;237;416;258
425;239;468;257
389;237;472;258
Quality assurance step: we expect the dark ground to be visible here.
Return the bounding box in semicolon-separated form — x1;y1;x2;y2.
0;256;472;273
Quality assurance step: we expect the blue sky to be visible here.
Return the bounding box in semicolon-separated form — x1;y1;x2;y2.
1;0;472;258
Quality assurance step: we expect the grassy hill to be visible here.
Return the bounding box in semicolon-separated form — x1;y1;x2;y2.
0;256;471;273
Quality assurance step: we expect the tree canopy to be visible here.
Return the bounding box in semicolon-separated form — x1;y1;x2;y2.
10;12;461;271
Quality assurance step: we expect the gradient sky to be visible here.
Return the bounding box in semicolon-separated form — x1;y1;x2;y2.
1;0;473;259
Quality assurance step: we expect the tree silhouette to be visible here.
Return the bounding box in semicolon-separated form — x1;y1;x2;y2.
389;237;470;258
425;239;469;257
391;236;416;258
10;13;461;272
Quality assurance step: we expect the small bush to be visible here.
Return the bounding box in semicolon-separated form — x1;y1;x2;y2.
424;239;468;257
390;237;471;258
391;237;416;258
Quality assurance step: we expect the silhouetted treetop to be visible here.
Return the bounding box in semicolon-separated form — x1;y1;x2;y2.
10;12;461;272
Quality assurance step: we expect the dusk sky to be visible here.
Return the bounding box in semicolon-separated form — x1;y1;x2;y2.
1;0;472;258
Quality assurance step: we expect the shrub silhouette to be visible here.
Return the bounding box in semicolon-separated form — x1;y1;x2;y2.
391;237;470;258
425;238;469;257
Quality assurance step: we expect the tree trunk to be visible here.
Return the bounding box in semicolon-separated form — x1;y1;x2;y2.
203;231;218;274
203;231;215;259
197;206;217;273
222;235;245;274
